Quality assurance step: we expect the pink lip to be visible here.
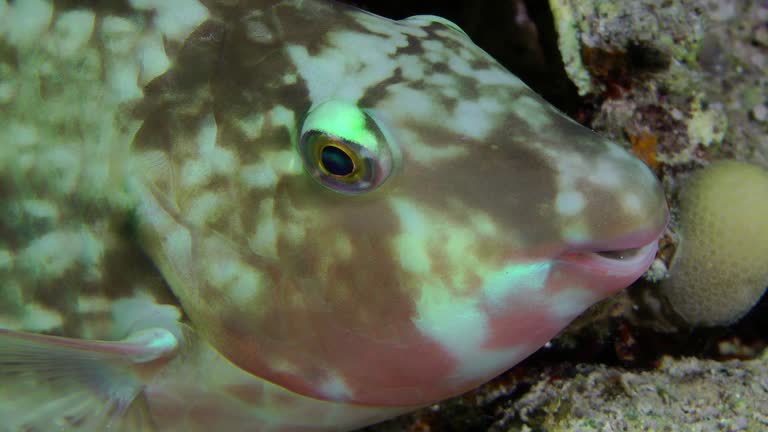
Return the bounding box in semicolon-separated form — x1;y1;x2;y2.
552;218;667;296
558;240;659;278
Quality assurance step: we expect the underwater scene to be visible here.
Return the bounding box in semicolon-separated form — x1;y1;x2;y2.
0;0;765;431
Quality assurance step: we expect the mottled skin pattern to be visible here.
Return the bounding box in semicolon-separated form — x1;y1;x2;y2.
0;0;667;431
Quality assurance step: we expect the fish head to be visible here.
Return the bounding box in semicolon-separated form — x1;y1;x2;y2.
134;1;668;407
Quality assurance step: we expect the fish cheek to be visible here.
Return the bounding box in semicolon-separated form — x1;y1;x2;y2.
206;190;422;393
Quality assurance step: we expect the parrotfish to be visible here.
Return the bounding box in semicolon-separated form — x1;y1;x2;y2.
0;0;668;430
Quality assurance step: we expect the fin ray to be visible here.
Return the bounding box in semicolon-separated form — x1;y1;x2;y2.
0;328;177;431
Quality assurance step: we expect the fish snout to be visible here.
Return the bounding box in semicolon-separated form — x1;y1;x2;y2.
551;144;669;295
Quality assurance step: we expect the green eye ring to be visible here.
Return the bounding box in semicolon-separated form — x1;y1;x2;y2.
299;100;397;195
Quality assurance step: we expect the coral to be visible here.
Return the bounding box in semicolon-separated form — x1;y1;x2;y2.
367;349;768;431
547;0;705;96
548;0;768;169
664;160;768;326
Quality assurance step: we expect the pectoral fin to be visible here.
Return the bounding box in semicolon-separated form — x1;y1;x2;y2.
0;327;179;431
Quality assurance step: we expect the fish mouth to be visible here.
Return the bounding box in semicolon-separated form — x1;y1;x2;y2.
555;230;662;286
573;241;658;275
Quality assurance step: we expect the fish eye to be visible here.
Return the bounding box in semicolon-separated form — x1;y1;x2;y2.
320;143;356;177
299;100;397;195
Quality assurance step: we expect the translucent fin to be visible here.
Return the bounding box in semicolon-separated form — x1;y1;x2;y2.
0;328;178;431
112;296;183;342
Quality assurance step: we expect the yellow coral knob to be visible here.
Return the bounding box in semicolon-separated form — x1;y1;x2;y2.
664;160;768;326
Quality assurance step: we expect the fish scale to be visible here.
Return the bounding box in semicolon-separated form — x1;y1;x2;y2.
0;0;667;431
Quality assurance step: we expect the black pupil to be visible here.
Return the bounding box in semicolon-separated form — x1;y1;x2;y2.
321;145;355;176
